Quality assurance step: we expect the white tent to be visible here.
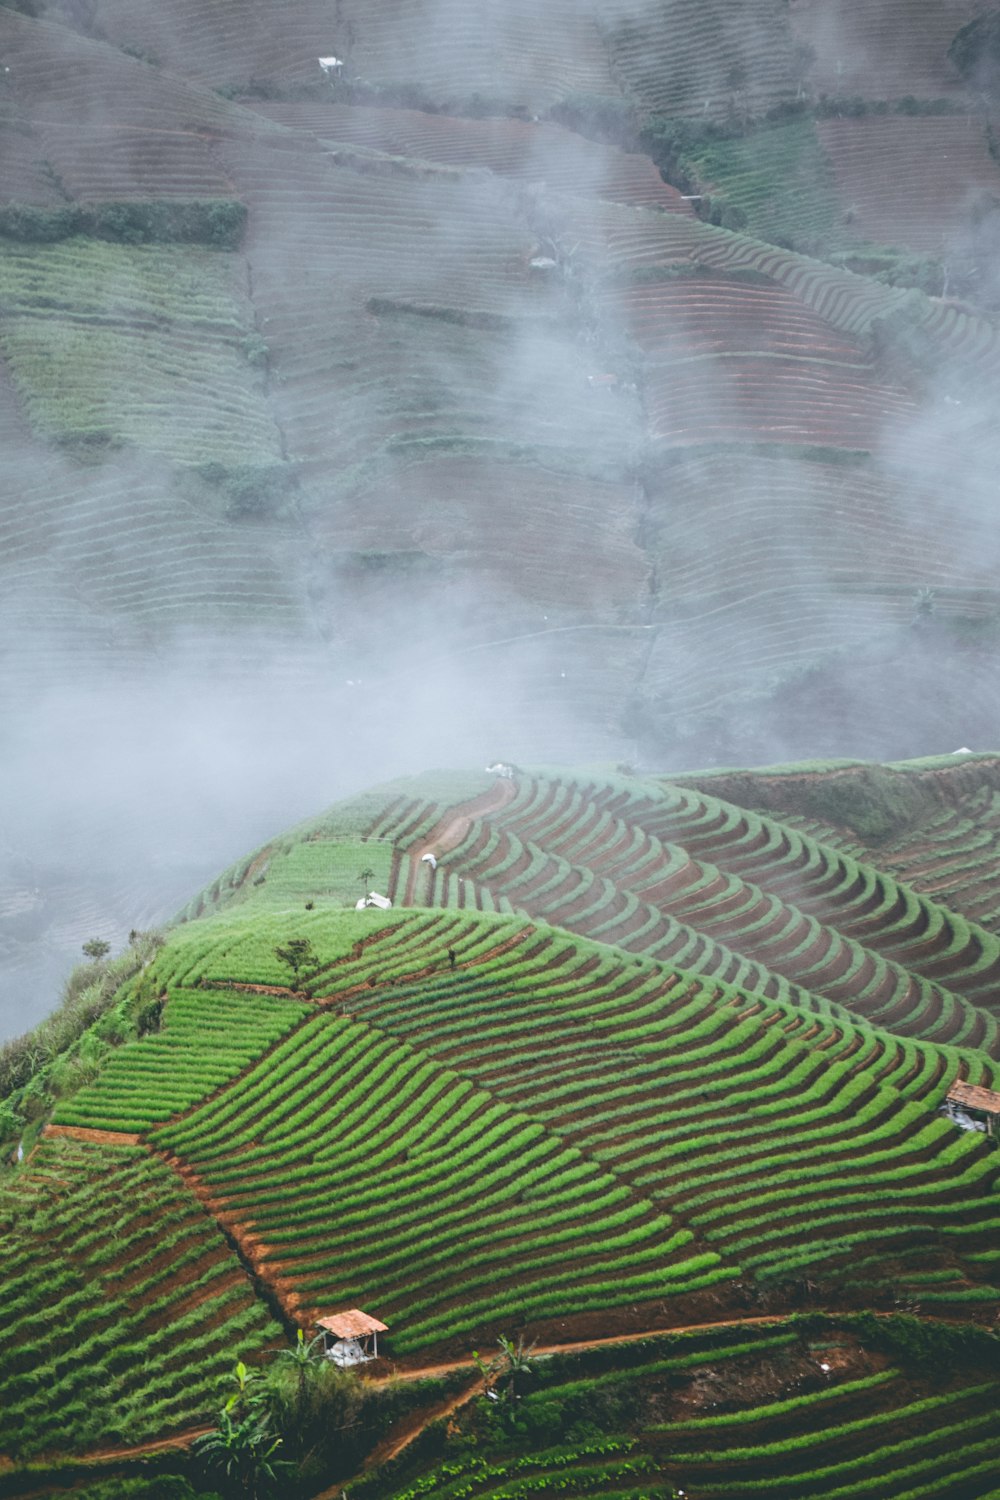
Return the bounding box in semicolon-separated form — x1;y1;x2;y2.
355;891;392;910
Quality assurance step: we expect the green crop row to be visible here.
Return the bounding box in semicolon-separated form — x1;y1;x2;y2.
692;1130;988;1233
534;1331;799;1406
382;1218;685;1329
389;1446;654;1500
681;1396;996;1477
722;1147;996;1252
145;992;733;1350
264;902;998;1299
53;986;308;1130
394;1259;732;1353
672;1114;956;1212
558;774;1000;1044
658;1369;897;1435
0;1140;279;1455
385;1435;637;1498
290;1160;628;1288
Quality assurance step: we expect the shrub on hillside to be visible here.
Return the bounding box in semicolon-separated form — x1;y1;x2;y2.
0;930;164;1142
0;200;247;249
776;764;926;843
549;93;640;146
188;462;296;521
949;11;1000;96
853;1311;1000;1374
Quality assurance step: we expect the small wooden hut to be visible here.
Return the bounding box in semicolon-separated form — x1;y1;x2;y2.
944;1080;1000;1137
315;1309;388;1366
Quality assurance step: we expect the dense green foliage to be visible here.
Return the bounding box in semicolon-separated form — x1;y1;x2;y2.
0;932;163;1148
660;118;846;250
0;200;247;248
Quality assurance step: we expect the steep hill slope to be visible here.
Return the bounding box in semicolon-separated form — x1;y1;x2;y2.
2;760;997;1496
4;0;1000;1026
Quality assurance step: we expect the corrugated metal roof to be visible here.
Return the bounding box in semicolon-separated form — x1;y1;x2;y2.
946;1080;1000;1114
316;1309;388;1338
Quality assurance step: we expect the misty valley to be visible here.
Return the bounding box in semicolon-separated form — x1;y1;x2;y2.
1;2;999;1497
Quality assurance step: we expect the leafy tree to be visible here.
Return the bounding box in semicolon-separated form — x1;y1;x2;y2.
275;1328;326;1414
193;1408;281;1498
82;938;111;961
273;938;317;983
264;1332;363;1481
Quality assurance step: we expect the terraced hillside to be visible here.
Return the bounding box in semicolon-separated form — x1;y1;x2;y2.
6;0;1000;1020
3;759;997;1497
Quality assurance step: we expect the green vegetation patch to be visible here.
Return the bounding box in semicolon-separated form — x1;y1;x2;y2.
243;839;395;909
359;1314;1000;1500
677;762;956;844
680;118;846;249
53;985;310;1133
182;770;495;919
0;1138;280;1458
0;238;281;464
0;199;247;249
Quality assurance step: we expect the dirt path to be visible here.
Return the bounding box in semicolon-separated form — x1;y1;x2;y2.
404;775;517;905
42;1124;143;1146
79;1426;213;1465
308;1313;794;1499
375;1313;794;1386
0;1425;216;1497
311;1374;484;1500
11;1308;958;1498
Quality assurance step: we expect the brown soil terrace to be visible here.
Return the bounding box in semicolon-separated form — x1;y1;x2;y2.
42;1124;142;1146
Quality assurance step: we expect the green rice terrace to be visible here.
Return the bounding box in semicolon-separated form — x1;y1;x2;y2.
2;759;999;1498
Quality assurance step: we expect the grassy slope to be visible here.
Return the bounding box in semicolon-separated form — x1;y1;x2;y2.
680;118;849;248
0;238;280;464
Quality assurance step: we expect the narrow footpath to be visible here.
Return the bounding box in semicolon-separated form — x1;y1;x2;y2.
403;775;516;905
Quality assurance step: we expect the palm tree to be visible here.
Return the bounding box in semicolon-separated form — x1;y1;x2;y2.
276;1328;327;1413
